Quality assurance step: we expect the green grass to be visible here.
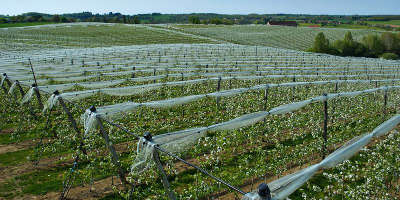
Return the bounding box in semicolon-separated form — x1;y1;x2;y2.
0;149;33;166
0;23;218;51
0;22;58;28
171;24;382;50
299;23;388;31
365;20;400;26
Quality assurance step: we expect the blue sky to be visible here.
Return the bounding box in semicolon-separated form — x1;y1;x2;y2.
2;0;399;15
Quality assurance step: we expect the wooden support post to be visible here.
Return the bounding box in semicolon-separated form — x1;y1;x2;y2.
16;81;25;96
95;108;130;187
154;149;177;200
335;82;338;92
56;92;87;155
216;76;222;108
33;85;44;110
153;69;156;83
264;85;269;111
323;93;328;158
1;73;8;94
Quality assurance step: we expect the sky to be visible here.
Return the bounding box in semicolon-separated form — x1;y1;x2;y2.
1;0;399;16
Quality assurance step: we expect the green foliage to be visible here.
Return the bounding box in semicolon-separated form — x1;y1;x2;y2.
380;52;399;60
188;16;200;24
381;32;400;54
333;31;366;57
309;32;337;54
210;18;223;25
0;18;8;23
362;34;385;57
0;22;57;28
309;31;400;59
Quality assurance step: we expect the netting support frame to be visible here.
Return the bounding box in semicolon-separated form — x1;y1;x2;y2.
95;108;135;195
32;85;44;110
242;183;272;200
97;115;130;185
1;73;8;94
153;148;177;200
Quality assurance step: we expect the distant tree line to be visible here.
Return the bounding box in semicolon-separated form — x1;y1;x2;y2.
309;32;400;60
1;12;400;27
188;15;234;25
0;12;141;24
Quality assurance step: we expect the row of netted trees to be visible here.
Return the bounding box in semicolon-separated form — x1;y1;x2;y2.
308;31;400;60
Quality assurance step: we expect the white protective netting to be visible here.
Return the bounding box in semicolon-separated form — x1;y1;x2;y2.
43;90;99;113
78;80;400;133
128;86;400;174
0;74;5;87
243;114;400;200
21;87;36;104
8;81;17;96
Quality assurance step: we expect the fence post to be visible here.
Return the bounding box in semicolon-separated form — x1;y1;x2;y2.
322;93;328;158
